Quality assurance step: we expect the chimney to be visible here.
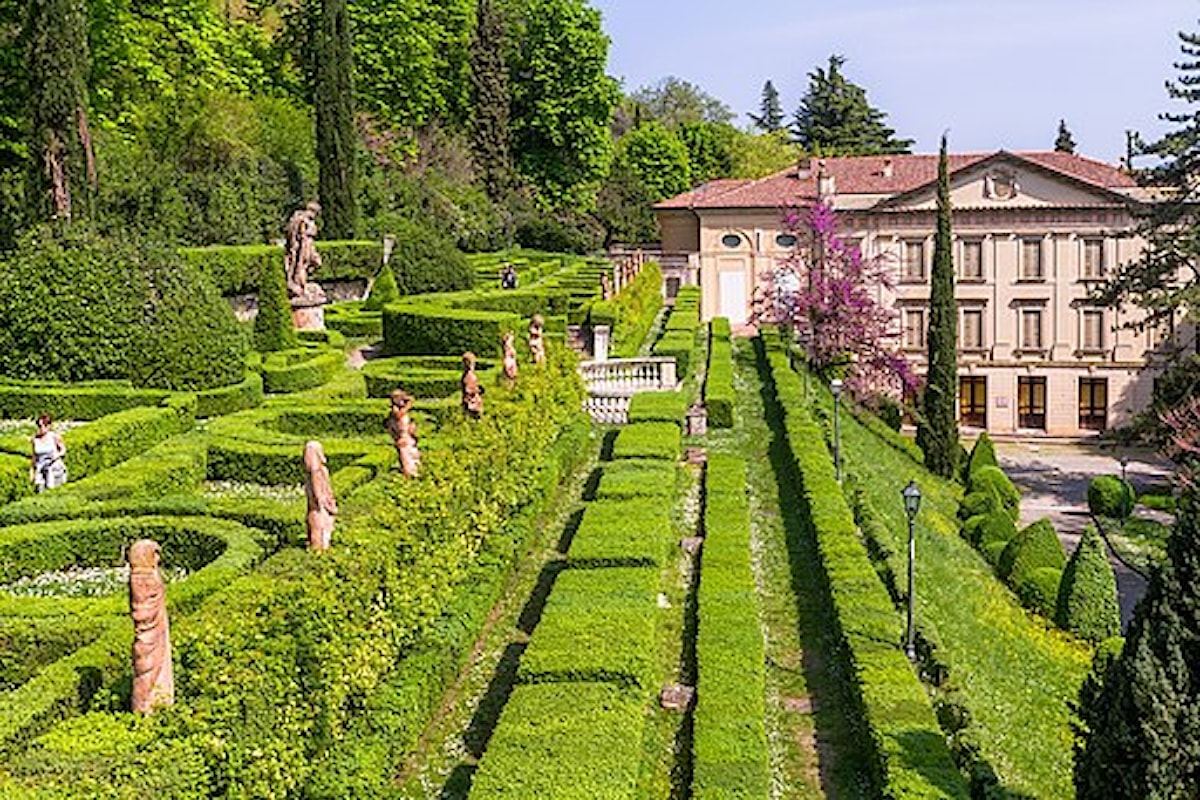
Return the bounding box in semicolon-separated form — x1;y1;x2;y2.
881;158;894;179
817;160;836;199
796;156;813;178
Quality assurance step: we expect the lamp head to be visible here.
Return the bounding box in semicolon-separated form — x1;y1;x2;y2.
902;479;922;519
830;378;844;398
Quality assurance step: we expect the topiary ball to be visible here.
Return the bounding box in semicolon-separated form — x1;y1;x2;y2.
969;465;1021;523
1087;475;1135;519
1056;526;1120;644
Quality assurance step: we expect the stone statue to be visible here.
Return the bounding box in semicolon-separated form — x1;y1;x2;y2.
528;315;546;365
386;389;421;478
600;273;613;301
461;352;484;419
285;201;326;302
304;440;337;550
502;332;519;381
129;539;174;715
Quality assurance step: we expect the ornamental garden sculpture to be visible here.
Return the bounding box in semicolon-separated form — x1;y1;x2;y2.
461;352;484;419
129;539;174;715
502;331;519;382
304;440;338;551
285;201;327;329
387;389;421;478
528;315;546;365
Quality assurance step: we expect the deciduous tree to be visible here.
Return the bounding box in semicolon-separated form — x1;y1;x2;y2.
791;55;912;156
917;136;959;478
629;75;734;127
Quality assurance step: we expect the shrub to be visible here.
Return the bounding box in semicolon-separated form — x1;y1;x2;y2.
611;422;680;460
977;510;1017;549
705;319;735;429
566;499;672;567
362;265;400;312
382;304;519;358
999;518;1066;584
387;219;474;295
965;432;999;481
627;391;687;425
470;683;643;799
0;381;172;421
969;465;1020;522
960;490;1002;521
1016;567;1064;618
1056;526;1120;643
195;371;264;418
1088;475;1135;519
652;330;696;378
178;243;278;295
260;347;344;393
595;459;677;500
0;230;247;390
253;258;298;352
611;262;663;358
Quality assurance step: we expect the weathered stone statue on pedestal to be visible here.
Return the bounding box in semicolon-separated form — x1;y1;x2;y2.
502;332;519;382
304;440;337;550
130;539;174;715
600;273;613;301
462;352;484;419
386;389;421;477
285;201;328;330
528;315;546;365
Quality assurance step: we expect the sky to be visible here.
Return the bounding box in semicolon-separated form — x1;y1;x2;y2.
590;0;1200;162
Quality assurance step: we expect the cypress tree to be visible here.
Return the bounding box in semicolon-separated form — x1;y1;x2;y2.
470;0;513;201
1074;490;1200;797
314;0;358;240
25;0;95;225
917;135;959;478
749;80;784;132
1055;119;1077;154
254;260;298;352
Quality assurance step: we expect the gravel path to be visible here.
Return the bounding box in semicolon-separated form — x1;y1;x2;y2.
995;441;1172;630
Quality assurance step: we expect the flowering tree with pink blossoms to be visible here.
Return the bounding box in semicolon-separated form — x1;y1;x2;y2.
752;200;915;398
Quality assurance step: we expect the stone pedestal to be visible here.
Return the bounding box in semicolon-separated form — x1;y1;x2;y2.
291;289;327;331
592;325;611;362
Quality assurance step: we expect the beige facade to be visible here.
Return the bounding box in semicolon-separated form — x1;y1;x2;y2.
655;151;1191;437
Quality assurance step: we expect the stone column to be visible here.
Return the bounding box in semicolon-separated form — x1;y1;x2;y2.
593;325;611;362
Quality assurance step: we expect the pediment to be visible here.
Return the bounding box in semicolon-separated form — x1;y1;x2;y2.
878;153;1127;211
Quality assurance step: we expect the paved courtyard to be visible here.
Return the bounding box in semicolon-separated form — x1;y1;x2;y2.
995;440;1174;629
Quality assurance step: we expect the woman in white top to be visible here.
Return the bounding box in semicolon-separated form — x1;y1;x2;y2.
31;413;67;492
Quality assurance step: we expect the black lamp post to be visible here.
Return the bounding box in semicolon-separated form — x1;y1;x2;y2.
901;479;922;661
830;378;844;483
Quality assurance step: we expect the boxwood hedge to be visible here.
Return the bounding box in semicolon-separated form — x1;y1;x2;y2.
566;499;672;567
1055;526;1120;644
626;390;687;425
594;459;677;500
705;318;735;428
382;303;519;358
611;422;681;461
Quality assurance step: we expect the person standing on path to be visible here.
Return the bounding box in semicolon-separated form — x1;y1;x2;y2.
30;413;66;492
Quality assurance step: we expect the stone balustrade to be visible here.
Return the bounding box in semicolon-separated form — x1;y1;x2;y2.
578;357;679;424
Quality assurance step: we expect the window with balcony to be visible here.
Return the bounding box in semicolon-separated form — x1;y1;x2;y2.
1020;238;1044;281
959;240;983;281
901;240;926;282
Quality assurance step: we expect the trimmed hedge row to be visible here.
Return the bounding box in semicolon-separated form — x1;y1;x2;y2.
612;262;664;359
594;459;677;500
361;355;496;400
566;499;672;568
382;304;520;358
758;331;969;799
705;318;735;428
0;380;171;421
517;567;659;690
260;347;345;394
694;453;769;799
325;301;384;338
611;422;681;461
196;370;264;417
626;390;687;425
469;683;645;799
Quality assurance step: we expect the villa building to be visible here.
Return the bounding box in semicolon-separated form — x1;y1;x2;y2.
654;150;1188;436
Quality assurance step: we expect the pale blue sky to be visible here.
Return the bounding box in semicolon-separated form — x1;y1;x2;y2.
591;0;1200;162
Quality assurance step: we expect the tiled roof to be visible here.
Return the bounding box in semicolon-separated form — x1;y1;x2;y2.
653;151;1137;210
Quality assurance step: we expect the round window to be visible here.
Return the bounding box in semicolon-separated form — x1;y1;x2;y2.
775;234;798;248
721;233;742;248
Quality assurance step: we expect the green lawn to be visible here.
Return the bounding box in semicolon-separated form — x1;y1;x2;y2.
811;385;1091;798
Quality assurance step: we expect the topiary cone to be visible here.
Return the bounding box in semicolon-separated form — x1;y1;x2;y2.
254;260;298;353
363;264;400;311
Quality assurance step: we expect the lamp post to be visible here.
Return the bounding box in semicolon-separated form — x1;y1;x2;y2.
830;378;844;483
1118;453;1129;483
902;479;922;662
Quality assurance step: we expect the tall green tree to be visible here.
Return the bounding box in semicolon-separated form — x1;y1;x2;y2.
597;120;690;244
1055;119;1077;153
791;55;912;156
508;0;618;210
629;75;734;127
469;0;512;201
917;135;958;478
677;121;734;184
1074;490;1200;795
749;79;784;132
314;0;358;239
25;0;95;225
1092;24;1200;360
